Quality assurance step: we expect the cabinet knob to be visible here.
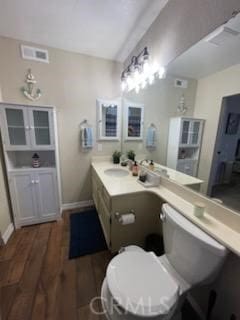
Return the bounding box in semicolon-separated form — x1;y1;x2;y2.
31;180;35;184
35;180;39;184
25;126;30;130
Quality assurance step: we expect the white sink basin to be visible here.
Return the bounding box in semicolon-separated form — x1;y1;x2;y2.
104;168;129;177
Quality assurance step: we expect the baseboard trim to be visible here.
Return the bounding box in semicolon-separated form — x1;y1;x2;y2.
2;223;14;244
187;294;206;320
61;200;94;211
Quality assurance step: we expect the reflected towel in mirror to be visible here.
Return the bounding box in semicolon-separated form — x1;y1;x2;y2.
146;125;156;148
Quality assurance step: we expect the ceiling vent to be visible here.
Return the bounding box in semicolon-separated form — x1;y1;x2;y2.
20;45;49;63
205;26;240;46
174;78;188;89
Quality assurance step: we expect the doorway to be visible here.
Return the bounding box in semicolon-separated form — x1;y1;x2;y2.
208;94;240;212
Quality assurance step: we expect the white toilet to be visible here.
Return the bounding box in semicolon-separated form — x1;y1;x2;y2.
101;203;228;320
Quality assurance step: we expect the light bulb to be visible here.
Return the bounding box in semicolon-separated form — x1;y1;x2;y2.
126;76;133;88
148;74;154;85
121;81;127;91
158;66;166;79
134;68;140;82
143;60;150;74
141;80;147;89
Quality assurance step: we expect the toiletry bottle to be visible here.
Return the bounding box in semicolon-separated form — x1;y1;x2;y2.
149;160;154;171
132;161;139;176
32;153;40;168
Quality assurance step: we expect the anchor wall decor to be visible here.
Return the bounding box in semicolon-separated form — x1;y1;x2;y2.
21;69;42;101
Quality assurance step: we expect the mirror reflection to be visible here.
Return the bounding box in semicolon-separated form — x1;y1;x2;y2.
121;15;240;213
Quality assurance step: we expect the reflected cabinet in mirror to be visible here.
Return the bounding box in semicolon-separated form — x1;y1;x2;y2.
121;13;240;214
123;100;144;140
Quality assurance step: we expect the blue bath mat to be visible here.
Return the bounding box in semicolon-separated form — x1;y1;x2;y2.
69;209;107;259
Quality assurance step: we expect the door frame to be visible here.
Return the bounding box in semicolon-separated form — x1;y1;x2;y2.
207;94;240;196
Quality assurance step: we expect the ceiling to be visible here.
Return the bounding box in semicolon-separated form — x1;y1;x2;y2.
168;13;240;79
0;0;168;62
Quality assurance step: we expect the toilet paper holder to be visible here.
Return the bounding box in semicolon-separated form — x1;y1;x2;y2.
114;209;136;221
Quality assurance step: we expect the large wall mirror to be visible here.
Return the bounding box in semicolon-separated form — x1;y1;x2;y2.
121;14;240;214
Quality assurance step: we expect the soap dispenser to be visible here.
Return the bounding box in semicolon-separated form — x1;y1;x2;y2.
132;161;139;176
149;160;154;171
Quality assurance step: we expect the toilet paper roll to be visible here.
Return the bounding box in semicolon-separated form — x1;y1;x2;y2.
119;213;135;225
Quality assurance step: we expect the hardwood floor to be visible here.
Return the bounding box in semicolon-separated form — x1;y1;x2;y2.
0;208;112;320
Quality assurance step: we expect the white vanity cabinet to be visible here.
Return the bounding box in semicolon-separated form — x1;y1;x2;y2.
0;103;61;228
8;168;59;227
167;117;204;177
0;105;55;150
92;167;161;253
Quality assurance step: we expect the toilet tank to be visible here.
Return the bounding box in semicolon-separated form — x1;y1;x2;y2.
161;204;228;286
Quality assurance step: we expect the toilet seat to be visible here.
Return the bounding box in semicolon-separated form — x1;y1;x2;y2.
106;251;179;317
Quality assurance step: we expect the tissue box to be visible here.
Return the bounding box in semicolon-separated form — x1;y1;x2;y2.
137;170;161;188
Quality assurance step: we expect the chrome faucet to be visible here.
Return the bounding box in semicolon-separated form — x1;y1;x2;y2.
139;159;149;165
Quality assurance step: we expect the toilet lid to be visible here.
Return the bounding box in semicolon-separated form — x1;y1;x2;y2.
106;251;179;317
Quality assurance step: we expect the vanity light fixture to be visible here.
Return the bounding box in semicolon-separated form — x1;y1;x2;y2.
121;46;166;93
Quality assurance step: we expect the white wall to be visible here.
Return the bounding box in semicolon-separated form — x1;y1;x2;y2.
0;36;122;208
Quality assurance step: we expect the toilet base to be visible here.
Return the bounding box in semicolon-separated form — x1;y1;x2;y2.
101;278;181;320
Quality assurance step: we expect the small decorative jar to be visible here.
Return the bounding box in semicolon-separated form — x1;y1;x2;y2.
32;153;40;168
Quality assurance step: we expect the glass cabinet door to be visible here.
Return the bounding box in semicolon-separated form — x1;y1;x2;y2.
101;105;118;138
127;107;142;138
30;109;54;148
4;107;30;149
190;121;201;145
97;98;121;140
124;100;144;140
180;120;190;144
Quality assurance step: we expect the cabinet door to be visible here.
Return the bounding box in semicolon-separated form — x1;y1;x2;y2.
98;196;111;248
9;172;39;226
180;120;191;145
124;100;144;140
2;106;31;150
29;108;55;149
34;170;59;219
97;98;121;141
189;120;201;145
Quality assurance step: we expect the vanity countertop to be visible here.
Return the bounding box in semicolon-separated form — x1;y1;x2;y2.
151;163;204;186
92;160;240;257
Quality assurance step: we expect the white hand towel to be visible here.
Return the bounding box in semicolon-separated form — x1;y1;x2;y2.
146;126;156;148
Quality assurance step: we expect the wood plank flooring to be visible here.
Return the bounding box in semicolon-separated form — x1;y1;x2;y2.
0;208;112;320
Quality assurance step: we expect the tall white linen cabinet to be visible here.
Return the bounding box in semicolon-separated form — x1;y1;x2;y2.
0;103;61;228
167;117;204;177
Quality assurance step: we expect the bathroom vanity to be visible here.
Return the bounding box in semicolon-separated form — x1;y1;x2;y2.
92;160;240;255
92;165;162;252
